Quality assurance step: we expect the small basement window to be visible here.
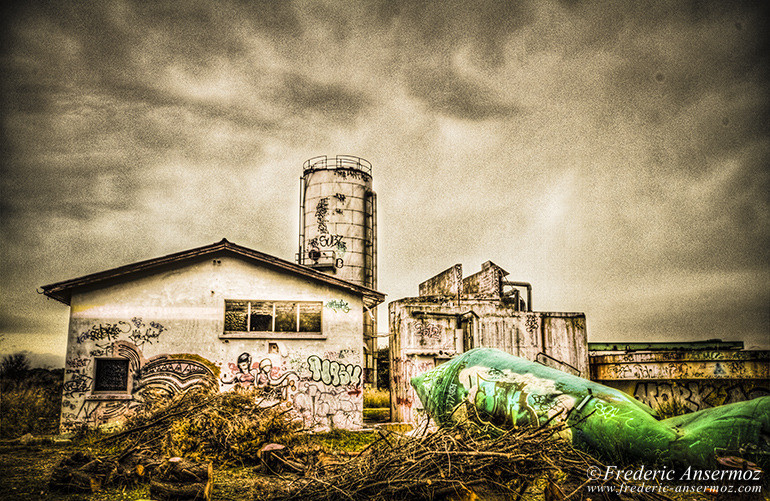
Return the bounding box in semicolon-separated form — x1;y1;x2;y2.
224;300;322;336
93;358;130;393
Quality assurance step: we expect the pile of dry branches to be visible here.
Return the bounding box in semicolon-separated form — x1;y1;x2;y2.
50;388;304;497
274;418;670;501
98;388;303;465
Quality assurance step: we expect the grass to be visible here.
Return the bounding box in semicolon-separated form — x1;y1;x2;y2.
300;429;379;453
0;369;63;438
363;388;389;408
363;408;390;421
363;388;390;423
0;371;385;499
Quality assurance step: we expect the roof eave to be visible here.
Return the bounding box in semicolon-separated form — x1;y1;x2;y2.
40;239;385;307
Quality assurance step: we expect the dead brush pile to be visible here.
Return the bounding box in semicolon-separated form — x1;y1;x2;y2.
50;388;304;496
273;418;670;501
99;387;303;465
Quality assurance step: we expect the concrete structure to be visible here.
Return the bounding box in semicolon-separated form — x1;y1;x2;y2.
41;239;384;432
589;341;770;416
389;261;587;424
296;155;378;385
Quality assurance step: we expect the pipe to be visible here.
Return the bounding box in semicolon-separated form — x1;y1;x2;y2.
297;175;305;264
502;281;532;311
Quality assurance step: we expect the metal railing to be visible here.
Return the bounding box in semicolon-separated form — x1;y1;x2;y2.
303;155;372;176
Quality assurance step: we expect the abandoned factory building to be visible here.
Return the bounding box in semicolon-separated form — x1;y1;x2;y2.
389;261;588;423
41;239;384;432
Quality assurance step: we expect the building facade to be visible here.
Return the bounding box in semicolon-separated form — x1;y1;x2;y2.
42;239;384;432
389;261;588;424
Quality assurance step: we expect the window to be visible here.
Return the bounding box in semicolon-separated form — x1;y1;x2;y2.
224;300;322;334
93;358;130;393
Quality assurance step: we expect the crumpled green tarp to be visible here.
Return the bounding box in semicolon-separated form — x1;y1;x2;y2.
411;348;770;470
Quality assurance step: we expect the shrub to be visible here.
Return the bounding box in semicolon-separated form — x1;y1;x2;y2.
0;353;30;379
0;368;63;438
100;388;304;466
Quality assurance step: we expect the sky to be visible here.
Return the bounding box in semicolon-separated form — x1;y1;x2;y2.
1;0;768;366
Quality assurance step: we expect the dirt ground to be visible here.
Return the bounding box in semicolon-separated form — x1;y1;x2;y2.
0;442;299;501
3;440;766;501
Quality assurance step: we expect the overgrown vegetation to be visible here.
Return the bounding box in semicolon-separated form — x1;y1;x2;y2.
0;353;63;438
363;387;390;422
308;428;377;453
1;353;31;377
363;388;389;408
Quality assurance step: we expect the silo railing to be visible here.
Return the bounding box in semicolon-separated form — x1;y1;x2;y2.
303;155;372;176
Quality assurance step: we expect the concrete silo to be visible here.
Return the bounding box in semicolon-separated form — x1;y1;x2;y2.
297;155;378;384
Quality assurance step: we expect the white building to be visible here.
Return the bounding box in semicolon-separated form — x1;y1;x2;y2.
41;239;385;432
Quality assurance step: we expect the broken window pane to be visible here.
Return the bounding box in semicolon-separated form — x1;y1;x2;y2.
93;358;129;393
275;302;297;332
299;303;322;332
249;302;273;331
224;300;248;331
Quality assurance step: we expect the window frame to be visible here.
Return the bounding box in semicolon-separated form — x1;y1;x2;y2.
221;299;325;340
87;356;133;400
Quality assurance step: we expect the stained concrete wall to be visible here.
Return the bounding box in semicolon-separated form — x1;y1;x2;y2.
589;349;770;415
461;261;506;298
61;254;365;432
389;297;588;423
418;264;462;298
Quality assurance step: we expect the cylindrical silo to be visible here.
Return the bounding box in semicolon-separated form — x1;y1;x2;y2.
298;155;376;289
297;155;378;384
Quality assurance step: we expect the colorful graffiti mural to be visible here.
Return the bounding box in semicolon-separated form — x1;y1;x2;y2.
61;320;217;432
307;355;361;387
220;351;364;429
221;352;300;400
633;381;770;413
589;347;770;414
66;318;367;431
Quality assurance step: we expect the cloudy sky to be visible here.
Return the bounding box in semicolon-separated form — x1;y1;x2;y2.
1;0;768;365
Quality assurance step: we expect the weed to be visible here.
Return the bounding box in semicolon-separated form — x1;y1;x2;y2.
304;429;378;453
363;388;389;408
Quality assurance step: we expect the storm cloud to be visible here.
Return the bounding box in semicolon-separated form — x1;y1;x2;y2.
1;0;768;362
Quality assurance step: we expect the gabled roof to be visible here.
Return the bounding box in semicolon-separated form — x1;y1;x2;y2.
41;239;385;308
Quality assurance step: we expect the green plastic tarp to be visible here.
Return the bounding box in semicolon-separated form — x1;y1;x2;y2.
411;348;770;470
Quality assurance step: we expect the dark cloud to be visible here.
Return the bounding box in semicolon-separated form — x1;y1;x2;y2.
278;72;373;123
372;0;534;67
0;0;768;355
602;2;769;122
406;65;522;120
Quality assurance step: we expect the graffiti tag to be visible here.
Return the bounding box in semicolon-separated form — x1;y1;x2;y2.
307;355;362;387
315;198;329;234
325;299;350;313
